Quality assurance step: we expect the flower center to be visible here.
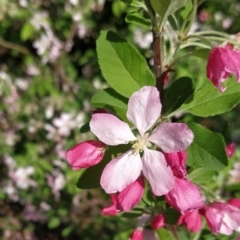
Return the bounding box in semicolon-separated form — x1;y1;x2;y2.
132;134;149;155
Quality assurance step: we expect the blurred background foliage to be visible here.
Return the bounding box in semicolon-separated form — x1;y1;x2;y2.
1;0;240;239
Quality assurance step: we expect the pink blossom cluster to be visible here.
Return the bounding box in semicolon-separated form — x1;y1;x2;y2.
65;85;240;238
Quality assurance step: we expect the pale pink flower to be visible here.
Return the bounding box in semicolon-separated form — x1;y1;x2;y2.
130;229;143;240
178;210;202;232
151;214;165;230
204;202;240;235
207;45;240;91
226;143;235;158
90;86;194;195
229;162;240;183
66;140;106;170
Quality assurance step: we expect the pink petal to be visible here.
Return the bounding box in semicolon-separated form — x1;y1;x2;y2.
165;178;204;212
163;151;187;179
127;86;161;136
101;194;118;216
100;150;142;193
178;210;202;232
142;149;174;196
148;123;194;153
117;177;144;212
151;214;165;230
90;113;136;145
66;140;106;170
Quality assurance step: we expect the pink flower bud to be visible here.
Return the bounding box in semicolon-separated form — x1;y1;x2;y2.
66;140;106;170
178;210;202;232
130;229;143;240
207;45;240;91
101;194;118;216
226;143;235;158
151;214;165;230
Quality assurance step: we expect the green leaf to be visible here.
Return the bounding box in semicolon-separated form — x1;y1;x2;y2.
150;0;188;18
188;167;216;184
125;12;150;28
157;228;175;240
187;123;228;171
163;77;194;115
91;88;128;110
76;144;131;189
191;49;210;60
178;78;240;117
48;217;61;229
21;23;35;41
96;30;155;98
120;0;144;7
163;208;180;224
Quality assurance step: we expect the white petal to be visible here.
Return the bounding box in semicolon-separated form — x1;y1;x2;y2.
127;86;161;136
142;149;174;196
148;123;194;153
90;113;136;145
100;150;142;193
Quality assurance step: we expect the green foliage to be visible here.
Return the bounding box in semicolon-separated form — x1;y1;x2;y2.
96;30;155;98
163;77;194;115
163;208;180;224
187;123;228;171
172;78;240;117
125;12;151;28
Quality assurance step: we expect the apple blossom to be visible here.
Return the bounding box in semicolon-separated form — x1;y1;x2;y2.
204;202;240;235
207;45;240;91
66;140;106;170
90;86;194;196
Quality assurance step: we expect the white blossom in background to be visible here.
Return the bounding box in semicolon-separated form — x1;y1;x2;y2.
222;17;233;29
77;23;89;39
18;0;28;7
229;162;240;184
9;166;37;189
4;155;16;170
26;64;40;76
44;123;58;140
23;203;47;222
69;0;79;6
5;131;19;147
47;170;65;201
52;112;77;137
30;11;50;31
15;78;29;91
33;29;63;64
45;106;54;119
134;29;152;49
3;181;19;201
